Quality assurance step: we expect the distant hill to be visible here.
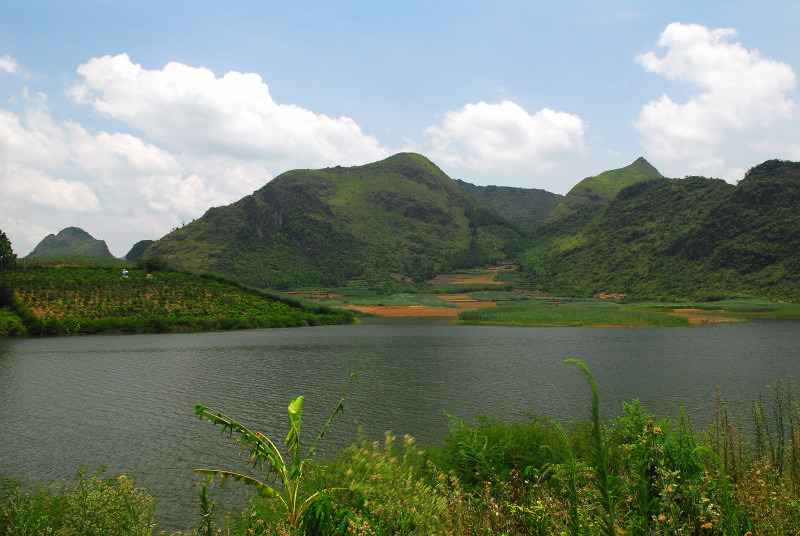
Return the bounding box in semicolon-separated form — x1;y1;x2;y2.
26;227;114;259
545;157;662;223
522;159;800;300
144;153;521;288
125;240;155;261
456;181;563;231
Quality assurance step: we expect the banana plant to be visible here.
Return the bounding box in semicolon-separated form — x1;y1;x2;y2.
194;373;355;527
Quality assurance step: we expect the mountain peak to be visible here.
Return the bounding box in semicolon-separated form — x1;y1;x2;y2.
27;227;114;259
545;158;663;223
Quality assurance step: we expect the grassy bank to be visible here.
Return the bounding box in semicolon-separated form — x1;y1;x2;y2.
458;297;800;327
458;298;693;327
4;368;800;535
2;264;354;336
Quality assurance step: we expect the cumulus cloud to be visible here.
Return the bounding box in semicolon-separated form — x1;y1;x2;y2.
636;22;797;180
0;93;255;255
68;53;389;169
1;165;99;211
0;54;396;255
424;100;586;187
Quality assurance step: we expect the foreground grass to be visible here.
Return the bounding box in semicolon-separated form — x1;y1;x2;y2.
5;373;800;535
459;298;693;327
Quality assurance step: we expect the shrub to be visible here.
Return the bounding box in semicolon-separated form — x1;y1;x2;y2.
0;469;155;535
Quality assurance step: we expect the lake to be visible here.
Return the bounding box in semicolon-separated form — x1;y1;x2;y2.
1;318;799;531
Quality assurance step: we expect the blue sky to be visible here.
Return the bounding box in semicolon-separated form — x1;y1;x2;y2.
1;1;798;256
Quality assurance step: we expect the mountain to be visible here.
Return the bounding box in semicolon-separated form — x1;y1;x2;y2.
522;159;800;300
125;240;155;261
143;153;521;289
545;157;662;223
456;180;563;231
26;227;115;259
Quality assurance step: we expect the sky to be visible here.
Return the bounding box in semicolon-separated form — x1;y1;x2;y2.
1;1;799;256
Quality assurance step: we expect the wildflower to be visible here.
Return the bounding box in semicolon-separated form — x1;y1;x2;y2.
654;427;662;434
702;522;713;530
658;515;667;522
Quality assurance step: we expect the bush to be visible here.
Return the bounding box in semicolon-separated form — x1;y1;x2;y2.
0;469;155;535
431;414;568;490
304;432;463;536
0;307;25;336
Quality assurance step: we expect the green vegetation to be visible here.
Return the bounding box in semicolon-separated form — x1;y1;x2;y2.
2;262;354;336
0;469;155;535
459;298;693;327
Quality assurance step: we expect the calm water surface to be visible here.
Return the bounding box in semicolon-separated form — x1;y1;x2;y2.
1;319;799;530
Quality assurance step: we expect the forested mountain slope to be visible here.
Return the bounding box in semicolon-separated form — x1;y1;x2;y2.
144;153;521;288
456;180;563;231
522;160;800;300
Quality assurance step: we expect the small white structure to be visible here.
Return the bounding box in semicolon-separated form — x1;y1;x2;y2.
122;269;129;278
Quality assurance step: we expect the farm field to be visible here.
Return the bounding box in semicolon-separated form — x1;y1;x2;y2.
4;263;353;335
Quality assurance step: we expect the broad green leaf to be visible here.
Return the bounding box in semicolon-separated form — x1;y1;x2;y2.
286;396;304;470
196;469;278;499
194;404;285;472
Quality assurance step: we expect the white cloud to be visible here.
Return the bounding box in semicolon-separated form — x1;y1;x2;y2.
68;53;389;170
636;22;797;180
1;165;99;211
0;54;397;256
0;54;22;75
424;100;586;186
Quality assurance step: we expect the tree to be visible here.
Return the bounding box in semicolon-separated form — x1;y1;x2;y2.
0;229;17;307
0;229;16;272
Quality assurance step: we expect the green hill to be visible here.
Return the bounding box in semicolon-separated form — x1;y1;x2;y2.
26;227;115;259
522;159;800;300
125;240;155;261
143;153;522;289
545;157;662;223
456;181;563;230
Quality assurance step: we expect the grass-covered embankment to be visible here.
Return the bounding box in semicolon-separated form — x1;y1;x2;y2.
2;263;355;336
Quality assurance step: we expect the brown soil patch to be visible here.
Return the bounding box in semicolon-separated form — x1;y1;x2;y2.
436;294;497;308
344;305;462;317
670;308;742;325
344;294;497;318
